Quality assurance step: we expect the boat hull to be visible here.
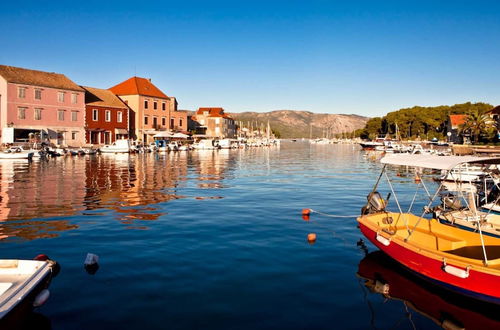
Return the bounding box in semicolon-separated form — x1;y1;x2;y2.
0;261;53;328
358;220;500;304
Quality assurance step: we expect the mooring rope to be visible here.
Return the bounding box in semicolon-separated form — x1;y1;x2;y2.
308;208;359;218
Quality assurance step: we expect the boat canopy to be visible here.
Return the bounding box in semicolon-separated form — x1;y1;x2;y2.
381;154;500;170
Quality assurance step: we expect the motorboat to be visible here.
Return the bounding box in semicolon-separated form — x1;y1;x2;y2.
218;139;238;149
99;139;131;153
0;255;58;327
0;147;34;160
358;154;500;304
358;251;500;329
192;139;219;150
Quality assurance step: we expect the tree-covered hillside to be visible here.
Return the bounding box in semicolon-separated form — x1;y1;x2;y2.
355;102;494;140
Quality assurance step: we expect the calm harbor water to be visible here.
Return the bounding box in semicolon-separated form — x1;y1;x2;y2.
2;142;499;329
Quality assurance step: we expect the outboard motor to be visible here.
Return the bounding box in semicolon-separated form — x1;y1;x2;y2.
441;193;462;211
361;191;387;215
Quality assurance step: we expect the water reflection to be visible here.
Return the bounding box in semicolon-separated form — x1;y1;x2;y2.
357;251;500;329
0;149;240;240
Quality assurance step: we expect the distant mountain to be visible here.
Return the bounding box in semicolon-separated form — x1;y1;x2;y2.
228;110;369;138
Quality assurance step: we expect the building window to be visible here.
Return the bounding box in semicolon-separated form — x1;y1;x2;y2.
34;108;42;120
18;107;26;119
71;111;78;121
34;89;42;100
58;110;65;121
18;87;26;99
161;117;166;126
117;111;123;123
144;116;149;125
105;110;111;122
162;102;166;111
153;101;157;110
58;92;65;102
144;100;149;109
180;119;183;127
92;109;98;121
170;118;174;128
215;118;220;124
72;132;77;140
71;93;78;104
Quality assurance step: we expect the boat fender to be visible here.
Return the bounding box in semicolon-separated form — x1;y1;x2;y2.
374;280;390;295
33;289;50;307
441;319;465;330
442;260;470;279
376;233;391;246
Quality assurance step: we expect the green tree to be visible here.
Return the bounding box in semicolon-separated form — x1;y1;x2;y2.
459;110;495;144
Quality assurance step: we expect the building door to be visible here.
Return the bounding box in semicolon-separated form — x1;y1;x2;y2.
91;131;99;144
104;132;111;145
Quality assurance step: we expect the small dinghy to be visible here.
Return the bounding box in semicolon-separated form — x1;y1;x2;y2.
0;147;34;160
0;255;58;326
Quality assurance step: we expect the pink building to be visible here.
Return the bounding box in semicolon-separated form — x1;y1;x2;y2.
0;65;86;146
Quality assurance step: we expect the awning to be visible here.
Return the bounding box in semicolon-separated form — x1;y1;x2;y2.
115;128;128;135
144;130;159;135
381;154;500;170
153;131;174;138
171;132;189;139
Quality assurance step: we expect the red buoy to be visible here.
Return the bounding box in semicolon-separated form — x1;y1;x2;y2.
302;208;311;216
34;254;49;261
302;214;310;221
307;233;317;243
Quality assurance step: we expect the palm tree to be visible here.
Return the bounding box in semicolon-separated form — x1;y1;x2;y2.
459;110;495;144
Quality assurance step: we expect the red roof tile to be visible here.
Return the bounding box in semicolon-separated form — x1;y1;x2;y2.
109;76;168;99
449;114;467;129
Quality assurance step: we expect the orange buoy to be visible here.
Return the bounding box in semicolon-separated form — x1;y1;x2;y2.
302;208;311;216
415;173;421;183
302;214;310;221
307;233;317;243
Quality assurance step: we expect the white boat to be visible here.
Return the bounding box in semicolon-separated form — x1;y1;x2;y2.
218;139;238;149
0;256;58;326
0;147;34;160
100;139;131;153
193;139;219;150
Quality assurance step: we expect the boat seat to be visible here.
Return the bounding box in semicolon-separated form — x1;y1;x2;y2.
396;228;467;251
445;245;500;263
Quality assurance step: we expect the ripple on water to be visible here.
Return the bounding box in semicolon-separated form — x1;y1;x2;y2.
0;143;445;329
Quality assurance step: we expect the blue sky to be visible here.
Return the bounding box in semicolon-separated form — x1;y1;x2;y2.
1;0;500;116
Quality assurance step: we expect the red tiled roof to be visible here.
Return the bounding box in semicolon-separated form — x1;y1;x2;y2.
0;65;83;91
195;107;233;120
109;76;168;98
196;107;224;115
449;114;467;129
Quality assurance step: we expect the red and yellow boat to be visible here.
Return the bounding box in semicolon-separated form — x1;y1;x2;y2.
358;154;500;304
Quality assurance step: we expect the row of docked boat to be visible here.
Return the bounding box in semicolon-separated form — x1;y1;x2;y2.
0;138;281;158
357;154;500;304
100;138;280;153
